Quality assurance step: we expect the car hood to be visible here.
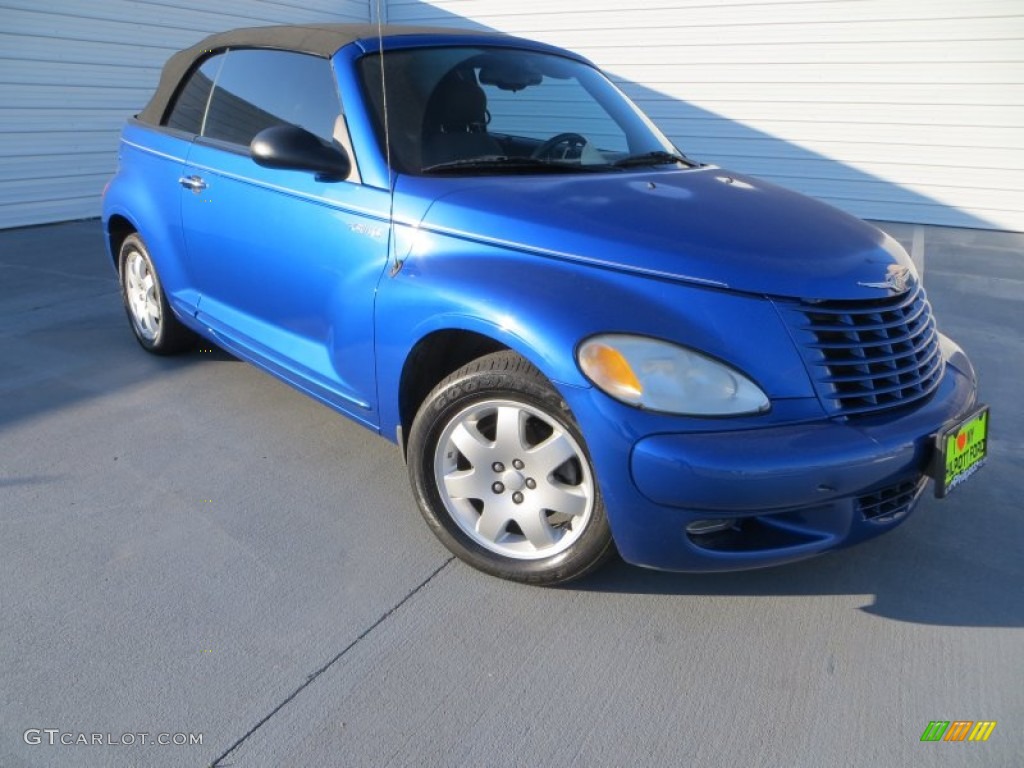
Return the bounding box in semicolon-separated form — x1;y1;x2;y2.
398;167;913;300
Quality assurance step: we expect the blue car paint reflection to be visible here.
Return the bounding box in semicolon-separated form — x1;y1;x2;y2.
103;27;980;576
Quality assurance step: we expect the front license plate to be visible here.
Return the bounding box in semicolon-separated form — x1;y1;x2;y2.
934;406;989;498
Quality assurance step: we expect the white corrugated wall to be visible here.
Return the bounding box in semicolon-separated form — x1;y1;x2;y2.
385;0;1024;232
3;1;1022;232
0;0;371;229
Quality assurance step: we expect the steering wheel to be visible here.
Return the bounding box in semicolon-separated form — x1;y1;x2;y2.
531;132;588;160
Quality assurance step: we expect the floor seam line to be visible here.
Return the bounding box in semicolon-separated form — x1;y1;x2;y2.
208;556;455;767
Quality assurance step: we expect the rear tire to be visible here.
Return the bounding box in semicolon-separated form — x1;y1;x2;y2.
408;351;615;585
118;233;195;355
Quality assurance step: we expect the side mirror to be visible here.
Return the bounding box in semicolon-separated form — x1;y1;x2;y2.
250;124;351;181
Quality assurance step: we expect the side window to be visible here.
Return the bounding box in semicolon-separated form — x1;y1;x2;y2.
202;49;340;147
166;55;222;134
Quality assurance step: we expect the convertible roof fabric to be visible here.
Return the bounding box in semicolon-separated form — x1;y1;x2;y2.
137;23;501;125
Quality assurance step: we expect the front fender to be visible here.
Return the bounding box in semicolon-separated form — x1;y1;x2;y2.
374;225;816;440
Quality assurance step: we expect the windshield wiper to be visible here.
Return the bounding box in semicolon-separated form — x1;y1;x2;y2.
422;155;596;174
612;151;697;169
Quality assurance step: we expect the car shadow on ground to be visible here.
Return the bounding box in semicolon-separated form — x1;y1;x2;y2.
570;504;1024;628
0;220;245;431
191;342;236;362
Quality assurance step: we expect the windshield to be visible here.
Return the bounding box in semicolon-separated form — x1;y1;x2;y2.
358;46;689;175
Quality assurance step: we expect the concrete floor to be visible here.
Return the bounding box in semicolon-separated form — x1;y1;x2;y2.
1;219;1022;767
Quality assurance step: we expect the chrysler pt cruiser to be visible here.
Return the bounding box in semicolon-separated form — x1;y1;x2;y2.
102;24;988;584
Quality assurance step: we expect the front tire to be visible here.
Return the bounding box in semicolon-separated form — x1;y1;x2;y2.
118;233;195;355
408;351;614;585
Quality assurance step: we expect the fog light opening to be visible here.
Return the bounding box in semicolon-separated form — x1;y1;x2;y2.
686;519;737;536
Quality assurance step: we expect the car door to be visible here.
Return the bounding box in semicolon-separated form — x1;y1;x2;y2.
179;49;390;426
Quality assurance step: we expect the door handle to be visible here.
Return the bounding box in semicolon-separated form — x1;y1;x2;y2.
179;175;207;193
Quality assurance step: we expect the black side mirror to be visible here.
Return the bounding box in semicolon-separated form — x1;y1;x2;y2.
250;124;351;181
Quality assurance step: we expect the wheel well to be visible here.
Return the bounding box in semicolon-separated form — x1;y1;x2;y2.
106;215;135;269
398;330;508;453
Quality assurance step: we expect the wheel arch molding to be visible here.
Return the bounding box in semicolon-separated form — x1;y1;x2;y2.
385;316;589;456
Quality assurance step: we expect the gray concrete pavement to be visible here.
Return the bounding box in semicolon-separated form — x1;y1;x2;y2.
1;219;1022;767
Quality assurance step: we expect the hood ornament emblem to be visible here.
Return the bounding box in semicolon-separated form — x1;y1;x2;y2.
858;264;913;294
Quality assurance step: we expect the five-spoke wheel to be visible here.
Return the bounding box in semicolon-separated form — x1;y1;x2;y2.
118;233;195;354
123;246;160;342
409;351;613;584
435;398;595;559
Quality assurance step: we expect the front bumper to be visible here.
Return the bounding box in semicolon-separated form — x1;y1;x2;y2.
566;341;978;572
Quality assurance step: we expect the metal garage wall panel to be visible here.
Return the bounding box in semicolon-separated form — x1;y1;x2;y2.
386;0;1024;231
0;0;370;229
6;0;1023;231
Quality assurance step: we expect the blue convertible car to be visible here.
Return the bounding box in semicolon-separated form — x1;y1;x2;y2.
103;24;987;583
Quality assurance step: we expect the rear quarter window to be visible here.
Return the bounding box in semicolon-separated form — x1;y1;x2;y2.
166;56;222;134
163;49;340;147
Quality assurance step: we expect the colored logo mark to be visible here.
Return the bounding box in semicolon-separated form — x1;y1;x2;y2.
920;720;996;742
944;409;988;488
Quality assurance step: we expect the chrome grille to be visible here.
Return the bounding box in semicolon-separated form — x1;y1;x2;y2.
780;283;944;417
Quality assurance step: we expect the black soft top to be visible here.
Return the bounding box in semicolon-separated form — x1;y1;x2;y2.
137;23;503;125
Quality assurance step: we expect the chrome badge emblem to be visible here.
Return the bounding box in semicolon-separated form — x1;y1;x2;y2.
859;264;913;293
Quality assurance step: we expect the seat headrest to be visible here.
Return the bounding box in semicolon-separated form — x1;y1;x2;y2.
424;67;488;134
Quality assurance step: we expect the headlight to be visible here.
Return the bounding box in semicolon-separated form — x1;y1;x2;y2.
577;334;770;416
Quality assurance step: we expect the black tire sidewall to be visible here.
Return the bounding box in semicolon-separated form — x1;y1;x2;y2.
408;352;613;585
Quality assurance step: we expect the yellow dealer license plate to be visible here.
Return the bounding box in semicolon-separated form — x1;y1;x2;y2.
934;406;989;498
